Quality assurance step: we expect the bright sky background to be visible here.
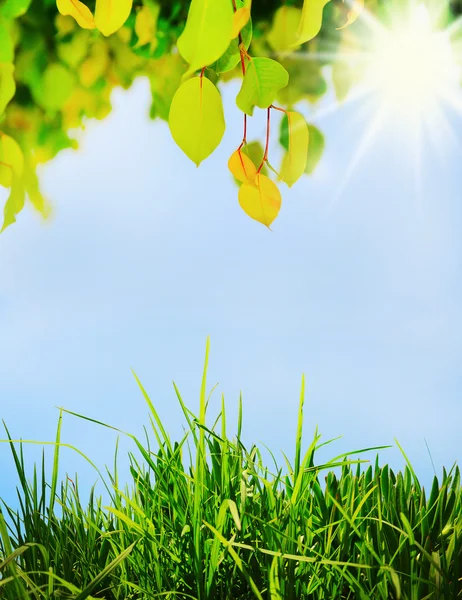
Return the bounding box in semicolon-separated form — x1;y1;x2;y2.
1;69;461;508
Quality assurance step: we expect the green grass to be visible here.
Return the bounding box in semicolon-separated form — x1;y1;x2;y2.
0;338;461;599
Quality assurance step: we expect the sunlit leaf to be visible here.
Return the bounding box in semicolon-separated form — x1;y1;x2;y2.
292;0;331;46
228;149;257;184
332;59;354;101
34;63;75;111
337;0;364;30
0;18;14;63
95;0;133;37
0;63;15;116
168;76;225;166
178;0;234;77
231;7;250;39
135;1;160;49
79;40;110;87
55;13;77;36
331;29;363;101
57;30;91;68
279;111;309;187
209;0;252;74
276;56;327;106
0;133;24;188
1;179;25;232
0;0;32;19
242;141;267;176
267;6;302;52
236;57;289;116
238;173;282;228
56;0;95;29
149;54;186;121
23;165;51;218
305;124;325;175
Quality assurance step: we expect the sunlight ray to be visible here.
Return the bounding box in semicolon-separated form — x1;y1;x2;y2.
323;106;388;218
342;0;388;35
310;85;371;122
446;14;462;36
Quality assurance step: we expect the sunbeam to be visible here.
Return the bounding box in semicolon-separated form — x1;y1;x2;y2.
317;0;462;210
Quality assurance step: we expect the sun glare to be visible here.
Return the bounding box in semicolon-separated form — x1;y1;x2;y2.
366;4;460;120
317;0;462;212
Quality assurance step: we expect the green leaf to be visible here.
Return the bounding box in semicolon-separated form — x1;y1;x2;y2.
177;0;234;77
0;17;14;62
1;179;25;232
209;0;252;74
23;165;51;217
242;141;267;176
0;0;32;19
305;124;325;175
279;111;309;187
168;76;225;166
33;63;75;112
292;0;331;46
149;53;186;121
57;31;91;69
332;60;355;102
0;62;15;115
0;133;24;187
267;6;302;52
281;119;324;176
236;57;289;116
276;57;327;106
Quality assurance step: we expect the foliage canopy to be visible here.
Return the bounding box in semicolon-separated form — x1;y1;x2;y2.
0;0;461;230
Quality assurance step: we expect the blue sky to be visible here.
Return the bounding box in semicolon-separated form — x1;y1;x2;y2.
1;71;461;508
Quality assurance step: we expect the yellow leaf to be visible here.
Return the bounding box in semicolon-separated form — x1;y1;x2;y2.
280;111;309;187
332;60;353;101
238;173;282;228
267;6;302;52
56;0;95;29
55;13;77;35
23;165;51;218
292;0;331;46
1;179;25;232
231;7;250;39
178;0;234;77
228;149;257;183
57;29;91;68
337;0;364;30
168;76;225;167
79;40;109;87
95;0;133;37
0;63;15;115
0;133;24;188
135;2;160;48
117;25;132;43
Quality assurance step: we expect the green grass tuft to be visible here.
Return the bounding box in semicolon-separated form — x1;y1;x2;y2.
1;340;461;599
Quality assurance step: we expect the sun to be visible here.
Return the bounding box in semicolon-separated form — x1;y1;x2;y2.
364;3;460;122
315;0;462;208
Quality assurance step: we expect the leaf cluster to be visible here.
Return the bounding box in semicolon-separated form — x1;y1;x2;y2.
0;0;460;230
